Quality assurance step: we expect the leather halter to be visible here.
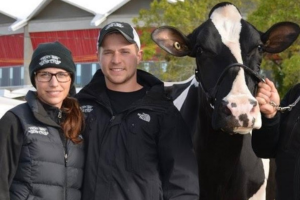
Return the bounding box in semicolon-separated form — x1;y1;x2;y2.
195;63;265;108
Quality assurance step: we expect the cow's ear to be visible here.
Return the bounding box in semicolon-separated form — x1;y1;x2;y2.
261;22;300;53
151;26;191;57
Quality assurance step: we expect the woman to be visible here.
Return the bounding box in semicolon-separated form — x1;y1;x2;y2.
252;78;300;200
0;41;85;200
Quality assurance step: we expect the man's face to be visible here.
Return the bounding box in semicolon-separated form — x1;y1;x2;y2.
98;33;143;92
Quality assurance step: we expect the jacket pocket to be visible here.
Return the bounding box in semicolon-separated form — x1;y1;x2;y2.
126;122;142;172
125;113;159;173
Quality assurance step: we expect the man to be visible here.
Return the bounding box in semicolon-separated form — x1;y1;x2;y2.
76;21;199;200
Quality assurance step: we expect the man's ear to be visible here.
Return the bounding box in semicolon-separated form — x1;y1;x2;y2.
97;50;101;62
137;49;143;64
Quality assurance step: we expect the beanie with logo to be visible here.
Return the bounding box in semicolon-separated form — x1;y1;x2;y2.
29;41;76;87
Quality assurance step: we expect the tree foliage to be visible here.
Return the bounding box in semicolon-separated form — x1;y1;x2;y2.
133;0;256;81
247;0;300;97
134;0;300;96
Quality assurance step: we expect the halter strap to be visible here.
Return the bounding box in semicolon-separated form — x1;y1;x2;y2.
195;63;265;108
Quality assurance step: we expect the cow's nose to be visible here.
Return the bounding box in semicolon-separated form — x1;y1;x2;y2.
225;97;258;114
221;96;260;127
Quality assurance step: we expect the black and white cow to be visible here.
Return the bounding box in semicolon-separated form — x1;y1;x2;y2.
152;2;300;200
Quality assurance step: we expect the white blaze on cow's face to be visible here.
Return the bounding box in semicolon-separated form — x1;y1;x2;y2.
211;4;262;134
211;4;243;63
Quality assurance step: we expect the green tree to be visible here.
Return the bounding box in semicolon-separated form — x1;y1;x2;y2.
247;0;300;97
133;0;258;81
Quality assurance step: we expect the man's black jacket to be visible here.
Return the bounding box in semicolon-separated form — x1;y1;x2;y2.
76;69;199;200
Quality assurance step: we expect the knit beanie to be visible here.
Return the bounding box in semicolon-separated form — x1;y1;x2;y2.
29;41;76;87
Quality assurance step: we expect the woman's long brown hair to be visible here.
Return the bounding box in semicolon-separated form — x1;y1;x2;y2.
61;96;84;144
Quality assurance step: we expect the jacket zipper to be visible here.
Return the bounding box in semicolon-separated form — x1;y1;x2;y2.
64;139;68;200
58;109;68;200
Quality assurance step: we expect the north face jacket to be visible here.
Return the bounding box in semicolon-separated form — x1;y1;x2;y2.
0;91;84;200
252;83;300;200
76;69;199;200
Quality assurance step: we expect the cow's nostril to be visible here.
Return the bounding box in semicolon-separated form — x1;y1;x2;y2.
249;99;258;113
221;101;232;116
223;106;231;116
249;99;257;107
250;105;256;113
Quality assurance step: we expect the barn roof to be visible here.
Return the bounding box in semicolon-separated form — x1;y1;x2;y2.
0;0;152;69
0;0;130;31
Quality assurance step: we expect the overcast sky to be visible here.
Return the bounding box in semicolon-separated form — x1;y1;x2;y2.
0;0;42;18
0;0;126;19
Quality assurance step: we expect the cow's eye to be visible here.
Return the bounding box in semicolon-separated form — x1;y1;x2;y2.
258;45;263;53
174;42;181;50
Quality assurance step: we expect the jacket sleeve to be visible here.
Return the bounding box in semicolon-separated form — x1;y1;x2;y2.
251;113;280;158
0;111;24;199
158;106;199;200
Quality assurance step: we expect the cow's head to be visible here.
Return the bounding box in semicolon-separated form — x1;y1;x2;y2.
151;2;300;134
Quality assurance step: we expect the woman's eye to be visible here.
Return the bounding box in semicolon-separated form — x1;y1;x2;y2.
40;73;49;77
58;73;68;77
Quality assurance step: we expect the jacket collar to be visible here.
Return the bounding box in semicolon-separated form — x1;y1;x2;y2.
77;69;165;100
26;90;62;127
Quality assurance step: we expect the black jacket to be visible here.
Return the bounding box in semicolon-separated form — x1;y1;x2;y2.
0;91;84;200
252;83;300;200
76;69;199;200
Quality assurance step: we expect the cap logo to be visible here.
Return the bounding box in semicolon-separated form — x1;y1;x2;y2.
105;22;124;30
39;55;61;66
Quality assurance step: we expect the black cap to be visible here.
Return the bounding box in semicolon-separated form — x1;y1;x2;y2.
29;41;76;87
97;22;141;49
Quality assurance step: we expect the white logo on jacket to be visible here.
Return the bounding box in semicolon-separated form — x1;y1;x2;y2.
137;113;151;122
28;126;49;135
80;105;93;113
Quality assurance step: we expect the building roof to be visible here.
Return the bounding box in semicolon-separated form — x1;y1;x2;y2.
0;0;152;68
0;0;130;31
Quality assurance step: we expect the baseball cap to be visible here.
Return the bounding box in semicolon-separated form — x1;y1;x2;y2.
97;22;141;50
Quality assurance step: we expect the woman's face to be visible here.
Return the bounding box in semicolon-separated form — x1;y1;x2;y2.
34;68;71;108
